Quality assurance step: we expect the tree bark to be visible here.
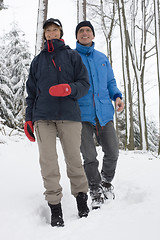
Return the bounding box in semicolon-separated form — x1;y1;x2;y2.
35;0;48;56
77;0;86;22
117;0;134;150
154;0;160;154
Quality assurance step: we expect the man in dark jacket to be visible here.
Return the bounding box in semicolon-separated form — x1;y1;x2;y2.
75;21;124;210
24;18;90;227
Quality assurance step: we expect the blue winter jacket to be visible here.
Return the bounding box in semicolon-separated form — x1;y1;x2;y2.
25;39;90;123
76;41;122;126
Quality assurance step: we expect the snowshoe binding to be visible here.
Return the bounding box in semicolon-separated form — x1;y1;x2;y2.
90;187;104;210
101;181;115;200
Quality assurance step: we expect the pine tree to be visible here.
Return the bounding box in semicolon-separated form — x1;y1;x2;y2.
0;43;15;127
0;23;31;129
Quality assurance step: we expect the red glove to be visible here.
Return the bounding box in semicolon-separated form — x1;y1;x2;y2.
24;121;35;142
49;84;71;97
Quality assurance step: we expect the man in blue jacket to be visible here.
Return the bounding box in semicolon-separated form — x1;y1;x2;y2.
75;21;124;210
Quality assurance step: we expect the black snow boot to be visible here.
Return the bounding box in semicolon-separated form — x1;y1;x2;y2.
76;192;89;218
48;202;64;227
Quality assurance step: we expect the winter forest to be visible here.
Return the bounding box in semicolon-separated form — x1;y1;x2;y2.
0;0;160;155
0;1;160;239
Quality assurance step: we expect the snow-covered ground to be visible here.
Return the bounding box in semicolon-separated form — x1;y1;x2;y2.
0;128;160;240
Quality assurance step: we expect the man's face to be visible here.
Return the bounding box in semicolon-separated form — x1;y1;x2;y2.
77;26;94;46
44;24;61;40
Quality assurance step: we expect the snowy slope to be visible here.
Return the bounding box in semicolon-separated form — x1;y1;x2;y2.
0;132;160;240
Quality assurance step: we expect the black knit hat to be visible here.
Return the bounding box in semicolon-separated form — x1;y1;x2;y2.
43;18;63;38
75;21;95;38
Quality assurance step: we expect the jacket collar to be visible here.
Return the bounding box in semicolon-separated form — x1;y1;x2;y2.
43;39;65;52
76;41;95;55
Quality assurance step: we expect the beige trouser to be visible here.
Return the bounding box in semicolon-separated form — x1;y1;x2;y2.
34;120;88;205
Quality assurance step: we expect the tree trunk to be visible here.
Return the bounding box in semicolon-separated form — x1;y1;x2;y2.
154;0;160;154
128;0;149;150
35;0;48;56
77;0;86;22
117;0;134;150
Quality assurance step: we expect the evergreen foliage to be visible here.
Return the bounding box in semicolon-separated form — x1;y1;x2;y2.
0;0;7;10
0;23;31;129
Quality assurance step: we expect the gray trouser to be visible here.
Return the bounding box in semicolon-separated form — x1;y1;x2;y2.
34;120;88;205
80;120;119;190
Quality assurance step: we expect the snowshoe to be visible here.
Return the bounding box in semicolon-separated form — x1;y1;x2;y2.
90;187;104;210
101;181;115;200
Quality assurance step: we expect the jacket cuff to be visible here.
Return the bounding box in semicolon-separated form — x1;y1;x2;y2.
113;93;122;101
69;84;77;97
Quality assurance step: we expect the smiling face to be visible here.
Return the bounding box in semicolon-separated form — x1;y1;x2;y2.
77;26;94;46
44;23;61;40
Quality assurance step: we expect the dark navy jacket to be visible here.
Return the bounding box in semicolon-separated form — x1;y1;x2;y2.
25;39;90;123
